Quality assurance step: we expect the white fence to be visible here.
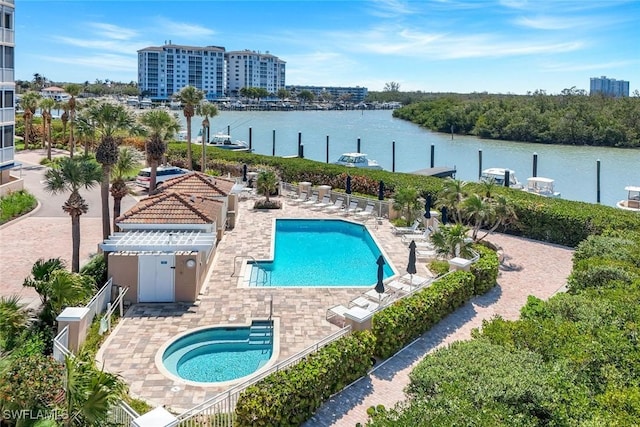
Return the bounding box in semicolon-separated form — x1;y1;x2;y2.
85;277;113;327
177;326;352;426
52;325;70;362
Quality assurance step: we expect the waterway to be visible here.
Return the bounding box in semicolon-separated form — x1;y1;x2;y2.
180;109;640;208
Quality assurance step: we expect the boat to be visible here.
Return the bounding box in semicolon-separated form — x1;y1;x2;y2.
333;152;383;170
617;186;640;211
480;168;523;189
196;133;252;152
522;177;561;198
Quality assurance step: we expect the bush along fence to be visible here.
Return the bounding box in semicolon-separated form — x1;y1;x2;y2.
233;247;498;426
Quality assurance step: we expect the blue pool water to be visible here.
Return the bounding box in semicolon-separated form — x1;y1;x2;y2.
162;321;273;383
249;219;393;287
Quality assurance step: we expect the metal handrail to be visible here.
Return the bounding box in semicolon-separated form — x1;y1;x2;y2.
231;255;271;286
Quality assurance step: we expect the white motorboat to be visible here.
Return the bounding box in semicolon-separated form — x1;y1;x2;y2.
617;186;640;211
333;152;382;170
522;177;561;198
199;133;252;152
480;168;523;189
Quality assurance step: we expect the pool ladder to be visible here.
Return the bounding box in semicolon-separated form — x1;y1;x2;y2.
231;255;271;286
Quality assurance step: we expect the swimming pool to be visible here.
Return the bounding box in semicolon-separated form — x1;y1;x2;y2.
247;219;394;287
157;320;277;386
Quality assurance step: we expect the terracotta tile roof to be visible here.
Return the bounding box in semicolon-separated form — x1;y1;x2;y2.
117;191;223;225
156;172;235;197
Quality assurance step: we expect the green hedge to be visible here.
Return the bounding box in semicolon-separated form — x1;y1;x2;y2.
372;271;475;359
470;244;500;295
0;190;37;224
234;330;375;427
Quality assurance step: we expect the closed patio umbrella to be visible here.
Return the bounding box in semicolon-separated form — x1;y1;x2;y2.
441;206;448;225
242;164;248;182
378;180;384;217
407;240;417;288
346;175;352;206
375;255;385;303
424;194;432;219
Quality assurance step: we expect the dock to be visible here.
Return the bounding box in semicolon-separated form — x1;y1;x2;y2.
412;166;457;178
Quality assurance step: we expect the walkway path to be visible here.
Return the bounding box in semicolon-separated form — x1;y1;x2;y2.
304;233;573;426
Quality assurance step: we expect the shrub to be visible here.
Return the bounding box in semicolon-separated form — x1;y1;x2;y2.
372;271;475;359
0;190;37;224
253;199;282;209
567;257;639;293
80;253;107;287
235;330;375;426
470;244;499;295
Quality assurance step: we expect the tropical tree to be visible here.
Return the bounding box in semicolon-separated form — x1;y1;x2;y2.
64;83;82;157
62;355;127;427
20;91;42;150
430;223;474;258
90;103;135;240
439;178;469;224
196;101;219;172
392;186;421;225
40;97;56;160
43;156;102;272
139;109;180;192
110;147;140;232
60;100;70;142
256;170;278;203
175;85;204;169
22;257;66;307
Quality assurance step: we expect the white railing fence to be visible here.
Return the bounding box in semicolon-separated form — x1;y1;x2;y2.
99;286;128;335
85;277;113;327
52;325;70;362
177;325;352;426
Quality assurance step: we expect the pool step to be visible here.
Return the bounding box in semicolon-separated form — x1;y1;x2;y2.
249;322;273;345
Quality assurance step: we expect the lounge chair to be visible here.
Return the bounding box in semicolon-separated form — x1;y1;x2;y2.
348;296;379;312
326;304;349;327
391;219;421;235
355;203;375;220
313;195;332;210
343;201;361;216
302;193;319;207
416;247;438;260
325;197;345;213
289;191;308;205
386;280;412;294
401;226;434;244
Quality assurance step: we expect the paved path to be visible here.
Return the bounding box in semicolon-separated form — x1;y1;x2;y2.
304;233;573;426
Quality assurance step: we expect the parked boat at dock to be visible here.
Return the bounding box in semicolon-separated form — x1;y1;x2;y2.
617;186;640;211
194;133;252;152
480;168;523;189
333;152;382;170
522;177;561;198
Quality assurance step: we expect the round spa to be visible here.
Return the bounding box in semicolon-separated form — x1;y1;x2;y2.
157;320;277;386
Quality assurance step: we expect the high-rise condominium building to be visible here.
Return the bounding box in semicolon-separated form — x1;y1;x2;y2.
138;43;286;101
590;76;630;97
0;0;14;186
138;42;226;101
225;50;286;97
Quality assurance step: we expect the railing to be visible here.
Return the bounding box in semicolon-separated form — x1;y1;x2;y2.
230;255;270;286
177;325;352;426
52;325;70;362
108;401;140;427
85;278;113;327
99;286;129;335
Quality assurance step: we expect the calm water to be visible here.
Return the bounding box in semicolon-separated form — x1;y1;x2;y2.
251;219;393;287
181;109;640;207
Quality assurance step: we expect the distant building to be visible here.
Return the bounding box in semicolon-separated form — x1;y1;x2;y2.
40;86;70;102
138;42;227;101
286;85;368;103
138;43;286;101
0;0;15;189
226;50;286;97
590;76;630;97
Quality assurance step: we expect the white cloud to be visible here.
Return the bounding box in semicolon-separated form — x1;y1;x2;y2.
53;35;148;55
88;22;139;40
154;17;216;39
541;59;640;72
36;53;137;72
368;0;417;17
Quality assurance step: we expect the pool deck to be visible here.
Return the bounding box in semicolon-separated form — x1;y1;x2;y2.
97;197;429;412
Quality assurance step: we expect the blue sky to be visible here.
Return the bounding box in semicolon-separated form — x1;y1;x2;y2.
16;0;639;94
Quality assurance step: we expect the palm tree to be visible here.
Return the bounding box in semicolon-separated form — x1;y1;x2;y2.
43;156;102;272
90;103;135;240
175;85;204;169
256;170;278;203
461;193;495;240
430;223;474;259
64;83;82;158
196;101;219;172
20;91;41;150
22;257;66;307
110;147;140;232
40;97;56;160
139;109;180;192
392;186;421;225
440;178;469;223
60;100;70;142
63;355;127;427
